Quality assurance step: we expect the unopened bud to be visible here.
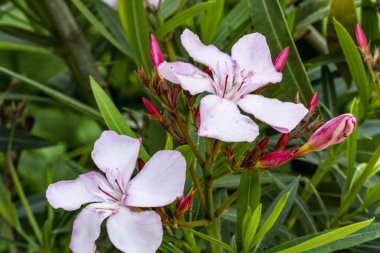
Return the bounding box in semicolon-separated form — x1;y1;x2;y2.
176;191;194;216
256;152;293;169
137;158;145;171
142;97;162;121
273;47;290;72
306;92;319;116
258;138;269;151
276;133;289;151
225;148;234;161
295;113;356;156
356;24;368;50
150;34;164;68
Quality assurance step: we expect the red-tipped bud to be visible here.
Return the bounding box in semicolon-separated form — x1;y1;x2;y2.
150;34;164;68
137;158;145;171
295;114;356;156
258;138;269;151
194;107;200;129
177;192;193;216
225;148;234;160
306;92;319;116
142;97;162;121
204;67;212;76
276;133;289;151
356;24;368;50
273;47;290;72
256;152;293;169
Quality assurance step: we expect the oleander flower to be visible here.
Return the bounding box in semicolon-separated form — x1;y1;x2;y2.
158;29;308;142
46;131;186;253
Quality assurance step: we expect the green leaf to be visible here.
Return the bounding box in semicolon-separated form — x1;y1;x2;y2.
118;0;151;71
200;0;224;44
188;229;236;253
249;0;315;105
333;19;369;109
0;127;52;152
0;66;101;120
214;0;250;47
242;204;262;252
175;145;194;170
72;0;132;57
251;192;290;248
90;77;149;160
155;2;215;39
361;0;380;41
273;218;374;253
236;170;261;250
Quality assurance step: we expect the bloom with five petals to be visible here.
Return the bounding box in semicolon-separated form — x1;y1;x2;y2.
46;131;186;253
158;29;308;142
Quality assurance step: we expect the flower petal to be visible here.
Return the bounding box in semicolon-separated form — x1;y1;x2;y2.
238;94;308;133
91;131;140;189
158;61;215;95
125;150;186;207
181;29;233;70
231;33;282;93
46;171;110;211
107;207;162;253
69;204;110;253
198;95;259;142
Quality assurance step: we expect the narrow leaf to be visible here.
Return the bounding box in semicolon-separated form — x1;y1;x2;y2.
189;229;236;253
200;0;224;44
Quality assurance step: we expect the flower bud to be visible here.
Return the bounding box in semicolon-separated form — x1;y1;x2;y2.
256;152;293;169
176;191;194;217
142;97;162;121
276;133;289;151
355;24;368;50
295;113;356;156
306;92;319;116
149;34;164;68
257;138;269;151
137;158;145;171
273;47;290;72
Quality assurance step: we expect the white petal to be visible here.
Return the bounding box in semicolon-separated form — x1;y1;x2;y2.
231;33;282;93
181;29;233;70
158;61;215;95
125;150;186;207
91;131;140;189
46;171;109;211
107;207;162;253
69;204;110;253
238;94;308;133
198;95;259;142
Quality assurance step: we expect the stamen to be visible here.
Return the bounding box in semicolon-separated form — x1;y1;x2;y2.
98;186;118;201
115;179;123;193
223;75;229;98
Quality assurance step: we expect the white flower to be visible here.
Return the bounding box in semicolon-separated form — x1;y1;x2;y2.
46;131;186;253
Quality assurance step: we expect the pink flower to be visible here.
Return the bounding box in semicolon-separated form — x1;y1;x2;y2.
256;151;293;168
158;29;308;142
355;24;368;50
273;47;290;72
295;114;357;156
101;0;117;9
46;131;186;253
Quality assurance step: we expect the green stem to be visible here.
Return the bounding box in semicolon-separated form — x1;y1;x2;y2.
177;219;210;228
215;190;238;217
189;163;206;209
182;229;201;253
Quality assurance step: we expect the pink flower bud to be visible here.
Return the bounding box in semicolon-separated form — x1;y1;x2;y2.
142;97;162;121
273;47;290;72
256;152;293;169
225;148;234;160
258;138;269;151
276;133;289;151
296;113;356;155
137;158;145;171
356;24;368;50
307;92;319;116
149;34;164;68
177;192;193;216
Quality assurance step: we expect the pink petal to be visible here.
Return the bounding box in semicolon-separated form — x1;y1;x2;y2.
69;204;110;253
107;207;162;253
46;171;109;211
181;29;233;70
91;131;140;189
125;150;186;207
198;95;259;142
231;33;282;93
158;61;215;95
237;95;308;133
